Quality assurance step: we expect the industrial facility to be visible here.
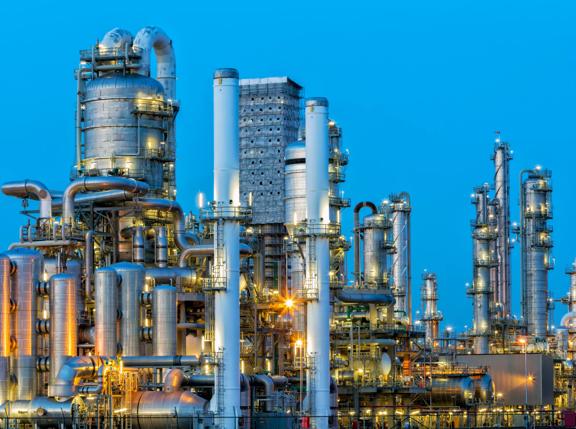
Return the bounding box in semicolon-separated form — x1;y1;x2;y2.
0;26;574;429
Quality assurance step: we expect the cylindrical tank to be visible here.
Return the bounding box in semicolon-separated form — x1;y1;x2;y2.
389;195;411;320
521;170;552;338
129;391;208;429
82;74;167;194
421;272;442;346
6;248;43;400
284;140;307;230
49;274;77;391
472;374;495;403
95;268;118;356
363;214;389;287
111;262;145;356
427;376;475;406
133;226;145;265
153;285;177;356
43;258;84;324
156;226;168;268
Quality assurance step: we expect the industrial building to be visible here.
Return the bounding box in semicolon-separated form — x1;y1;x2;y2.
0;26;574;429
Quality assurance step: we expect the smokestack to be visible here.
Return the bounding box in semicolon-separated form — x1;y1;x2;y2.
305;97;331;429
211;68;241;425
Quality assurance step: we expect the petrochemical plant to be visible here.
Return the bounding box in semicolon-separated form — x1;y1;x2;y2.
0;26;574;429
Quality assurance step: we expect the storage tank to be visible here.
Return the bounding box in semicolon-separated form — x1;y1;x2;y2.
362;214;390;287
427;376;475;406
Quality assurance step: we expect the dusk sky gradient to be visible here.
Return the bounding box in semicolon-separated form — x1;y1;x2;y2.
1;1;575;330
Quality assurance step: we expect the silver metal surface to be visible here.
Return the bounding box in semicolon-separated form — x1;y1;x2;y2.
112;263;145;356
95;268;118;356
152;285;177;356
62;177;149;226
48;274;77;392
427;376;474;406
129;391;208;429
520;169;553;338
363;214;389;287
421;272;442;346
2;180;52;219
156;226;168;267
49;355;102;398
133;226;145;264
6;248;42;400
492;139;512;317
388;193;411;321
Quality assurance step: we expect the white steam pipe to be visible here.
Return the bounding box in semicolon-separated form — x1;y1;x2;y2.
211;68;241;425
305;97;331;429
100;28;133;49
133;26;176;101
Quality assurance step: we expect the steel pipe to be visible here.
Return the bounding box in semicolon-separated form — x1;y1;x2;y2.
177;243;252;267
62;177;149;227
2;180;53;219
49;355;102;398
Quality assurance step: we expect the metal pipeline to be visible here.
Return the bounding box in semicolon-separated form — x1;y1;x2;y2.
251;374;275;412
353;201;377;282
2;180;53;219
84;230;94;301
0;397;73;427
100;27;133;49
6;249;43;401
144;267;197;288
49;355;102;398
52;189;143;211
178;243;253;267
129;198;198;251
121;355;200;368
62;177;149;227
336;287;395;304
133;26;176;101
48;274;77;394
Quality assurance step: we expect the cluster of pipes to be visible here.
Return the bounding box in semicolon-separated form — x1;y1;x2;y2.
4;23;575;429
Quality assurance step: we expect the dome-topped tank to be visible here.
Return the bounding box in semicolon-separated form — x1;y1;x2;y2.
82;73;170;195
363;213;390;287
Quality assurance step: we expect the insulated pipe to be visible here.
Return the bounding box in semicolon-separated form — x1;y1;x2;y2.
49;356;102;398
153;285;177;356
62;177;149;227
52;189;142;211
100;28;133;49
163;368;188;392
121;355;200;367
111;263;145;356
211;68;241;424
144;267;197;289
251;374;275;412
48;274;77;394
95;268;118;356
84;230;94;301
336;288;395;304
2;180;53;219
133;26;176;101
177;243;252;267
0;255;11;405
6;249;42;401
353;202;377;282
305;97;331;429
129;198;197;251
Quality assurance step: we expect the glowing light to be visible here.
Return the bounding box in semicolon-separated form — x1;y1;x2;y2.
285;298;294;309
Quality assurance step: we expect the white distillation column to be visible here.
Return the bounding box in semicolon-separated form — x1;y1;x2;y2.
211;68;241;425
470;184;495;354
305;97;331;428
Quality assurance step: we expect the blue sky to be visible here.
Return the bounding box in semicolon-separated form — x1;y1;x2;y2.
0;1;575;330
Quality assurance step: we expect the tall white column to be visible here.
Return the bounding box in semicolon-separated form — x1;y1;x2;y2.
212;68;241;427
305;97;331;429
